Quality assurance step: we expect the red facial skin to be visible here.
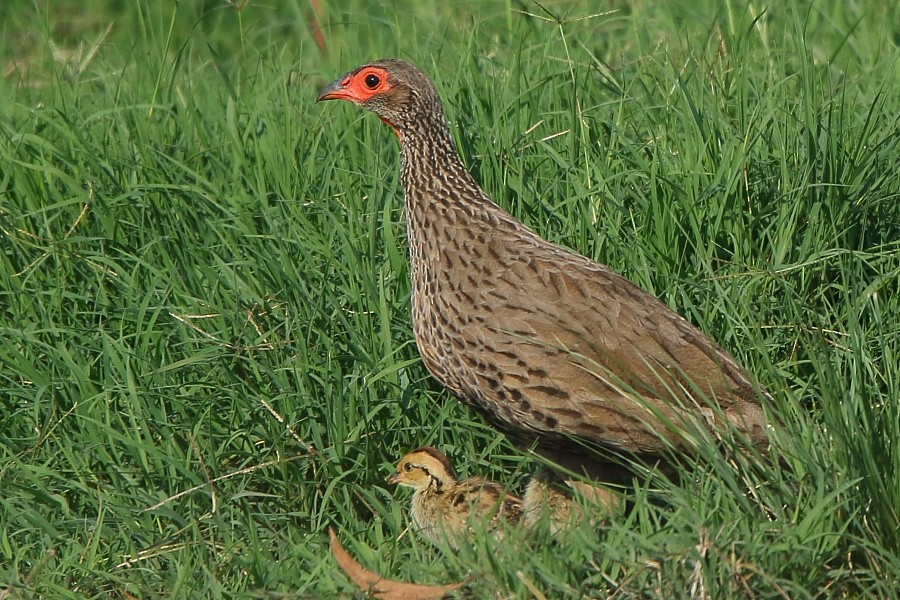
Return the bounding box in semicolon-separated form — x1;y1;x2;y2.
317;66;401;138
317;66;391;102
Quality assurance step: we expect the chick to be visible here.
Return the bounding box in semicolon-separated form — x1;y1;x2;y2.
388;446;523;548
523;466;620;534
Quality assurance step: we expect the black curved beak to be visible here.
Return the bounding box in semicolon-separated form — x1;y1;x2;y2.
317;73;354;102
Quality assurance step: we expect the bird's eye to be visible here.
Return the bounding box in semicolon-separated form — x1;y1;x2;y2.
403;463;413;472
364;73;381;89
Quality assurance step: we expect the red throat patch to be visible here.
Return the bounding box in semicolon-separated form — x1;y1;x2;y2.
379;116;402;141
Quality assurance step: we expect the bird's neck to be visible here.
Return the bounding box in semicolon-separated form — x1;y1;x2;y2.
398;125;506;233
413;477;446;500
429;474;447;493
399;125;473;192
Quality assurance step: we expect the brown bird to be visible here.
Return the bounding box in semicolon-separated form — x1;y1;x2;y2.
388;446;524;548
319;60;769;487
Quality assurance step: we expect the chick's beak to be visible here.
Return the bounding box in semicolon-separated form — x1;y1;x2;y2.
316;75;354;102
387;472;401;485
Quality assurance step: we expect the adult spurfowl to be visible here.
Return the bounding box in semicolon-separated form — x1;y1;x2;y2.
389;446;524;548
318;60;769;479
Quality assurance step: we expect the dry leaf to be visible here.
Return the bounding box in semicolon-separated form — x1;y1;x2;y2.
329;528;465;599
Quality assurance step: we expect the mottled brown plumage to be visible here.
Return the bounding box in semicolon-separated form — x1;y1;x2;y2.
319;60;769;472
389;447;524;548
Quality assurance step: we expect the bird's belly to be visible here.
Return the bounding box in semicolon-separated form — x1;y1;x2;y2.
410;285;586;437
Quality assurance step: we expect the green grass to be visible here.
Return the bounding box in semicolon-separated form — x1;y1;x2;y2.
1;0;898;597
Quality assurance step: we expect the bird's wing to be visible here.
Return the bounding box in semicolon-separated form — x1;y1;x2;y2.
455;239;767;454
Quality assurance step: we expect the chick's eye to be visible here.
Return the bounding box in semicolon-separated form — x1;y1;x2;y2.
364;73;381;89
403;463;413;472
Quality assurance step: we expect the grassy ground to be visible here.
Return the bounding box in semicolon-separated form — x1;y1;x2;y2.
1;0;898;597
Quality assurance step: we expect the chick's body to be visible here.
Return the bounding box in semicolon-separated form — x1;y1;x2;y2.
389;447;523;548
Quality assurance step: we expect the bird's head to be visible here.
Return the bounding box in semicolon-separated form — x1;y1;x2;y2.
388;446;457;492
317;59;443;138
